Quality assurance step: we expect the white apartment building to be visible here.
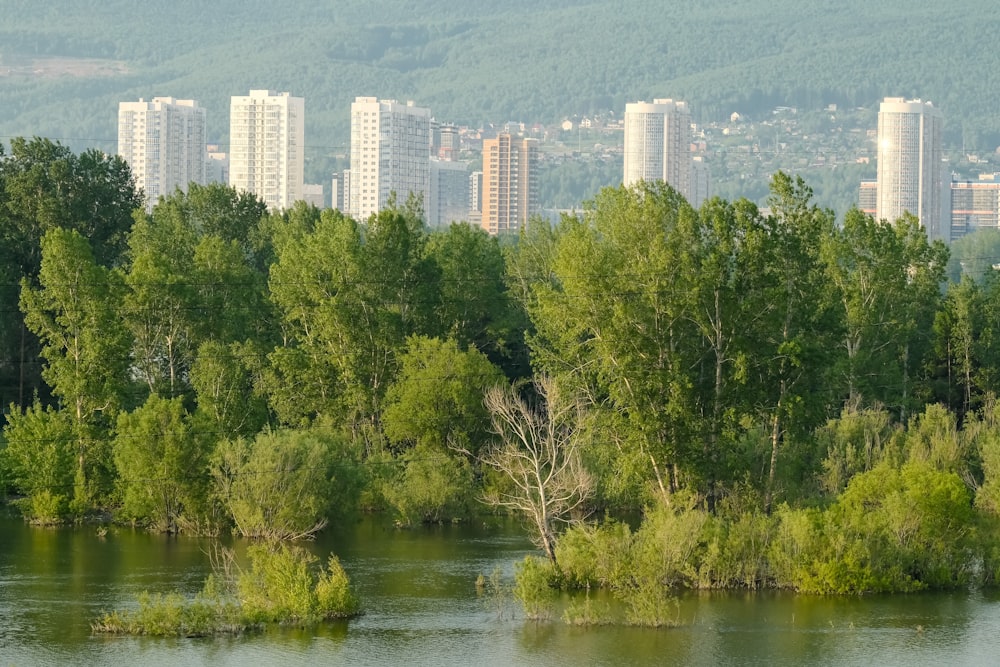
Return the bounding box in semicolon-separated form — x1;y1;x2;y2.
229;90;304;210
117;97;206;210
876;97;945;240
623;99;693;201
349;97;431;221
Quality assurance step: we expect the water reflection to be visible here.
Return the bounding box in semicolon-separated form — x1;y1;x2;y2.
2;512;1000;666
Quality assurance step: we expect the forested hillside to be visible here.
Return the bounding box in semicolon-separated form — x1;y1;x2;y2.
1;0;998;165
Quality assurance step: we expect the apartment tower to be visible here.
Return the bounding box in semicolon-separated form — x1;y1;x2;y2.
481;134;538;235
623;99;693;201
349;97;431;221
876;97;945;239
117;97;206;210
229;90;304;210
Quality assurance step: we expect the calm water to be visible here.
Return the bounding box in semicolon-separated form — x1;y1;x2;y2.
2;512;1000;666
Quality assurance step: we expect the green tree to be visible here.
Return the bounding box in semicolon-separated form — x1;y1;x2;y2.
531;182;702;498
427;223;519;370
211;428;347;540
382;335;504;455
190;340;270;440
267;203;438;430
123;206;198;398
19;228;131;508
0;138;141;411
0;401;77;523
823;210;947;418
113;395;212;533
757;173;839;509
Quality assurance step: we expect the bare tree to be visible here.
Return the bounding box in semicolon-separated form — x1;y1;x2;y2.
480;375;593;564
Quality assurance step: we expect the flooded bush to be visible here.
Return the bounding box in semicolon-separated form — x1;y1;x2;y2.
512;555;557;620
93;543;359;635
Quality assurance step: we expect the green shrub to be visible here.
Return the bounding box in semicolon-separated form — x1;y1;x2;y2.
1;402;77;524
562;591;613;626
554;520;633;590
513;555;557;620
630;499;708;589
93;543;359;635
379;444;473;525
212;428;342;539
618;577;679;628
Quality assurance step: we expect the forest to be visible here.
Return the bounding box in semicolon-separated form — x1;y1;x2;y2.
5;138;1000;606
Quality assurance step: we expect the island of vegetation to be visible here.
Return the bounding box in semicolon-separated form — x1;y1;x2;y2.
5;138;1000;628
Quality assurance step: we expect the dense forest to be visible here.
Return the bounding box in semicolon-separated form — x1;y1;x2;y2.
5;139;1000;606
2;1;999;159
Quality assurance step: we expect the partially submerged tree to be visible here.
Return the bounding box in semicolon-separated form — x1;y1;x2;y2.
479;375;593;563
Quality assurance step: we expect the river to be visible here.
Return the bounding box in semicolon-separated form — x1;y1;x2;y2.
1;511;999;666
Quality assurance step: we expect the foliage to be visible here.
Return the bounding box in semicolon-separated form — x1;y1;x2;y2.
211;428;345;540
92;543;359;635
238;543;360;623
382;335;503;455
816;406;901;495
0;401;77;523
379;444;474;525
112;395;212;533
778;461;976;593
267;204;438;428
512;555;557;621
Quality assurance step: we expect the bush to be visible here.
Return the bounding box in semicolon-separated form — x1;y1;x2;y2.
93;543;359;635
1;402;77;524
512;555;557;620
113;395;211;533
238;543;359;623
555;520;633;590
212;428;344;540
379;444;473;525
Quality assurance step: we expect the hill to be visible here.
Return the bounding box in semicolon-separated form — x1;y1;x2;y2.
1;0;997;208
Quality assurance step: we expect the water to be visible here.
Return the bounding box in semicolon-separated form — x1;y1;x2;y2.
2;512;1000;666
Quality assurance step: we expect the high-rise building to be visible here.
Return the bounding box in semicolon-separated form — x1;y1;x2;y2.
950;175;1000;241
117;97;206;210
690;155;711;209
876;97;945;239
302;184;324;209
205;144;229;185
859;179;878;216
229;90;304;210
481;134;538;235
431;121;460;161
428;158;470;228
468;170;483;227
349;97;431;222
623;98;693;201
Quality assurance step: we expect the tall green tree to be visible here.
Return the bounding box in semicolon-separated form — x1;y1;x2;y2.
427;222;520;372
267;202;438;430
757;173;839;509
382;335;504;455
531;182;702;497
823;210;947;419
0;138;141;411
19;228;131;507
123;206;198;399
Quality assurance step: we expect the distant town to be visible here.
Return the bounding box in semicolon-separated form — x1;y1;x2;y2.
117;92;1000;243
